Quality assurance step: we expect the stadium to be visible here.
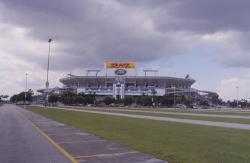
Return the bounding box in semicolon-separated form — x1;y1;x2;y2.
58;62;200;100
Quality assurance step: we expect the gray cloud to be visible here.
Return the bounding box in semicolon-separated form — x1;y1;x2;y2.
0;0;192;70
0;0;178;69
118;0;250;33
1;0;250;71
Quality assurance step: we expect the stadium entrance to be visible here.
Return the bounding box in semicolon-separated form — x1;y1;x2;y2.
113;77;125;99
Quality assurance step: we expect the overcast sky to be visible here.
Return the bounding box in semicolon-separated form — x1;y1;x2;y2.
0;0;250;100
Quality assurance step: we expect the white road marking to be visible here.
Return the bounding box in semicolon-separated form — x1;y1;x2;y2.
76;151;139;159
48;132;89;136
58;140;104;144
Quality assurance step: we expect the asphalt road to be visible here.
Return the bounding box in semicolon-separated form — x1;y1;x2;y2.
0;104;71;163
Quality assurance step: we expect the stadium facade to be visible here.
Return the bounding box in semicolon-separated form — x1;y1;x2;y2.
58;62;198;100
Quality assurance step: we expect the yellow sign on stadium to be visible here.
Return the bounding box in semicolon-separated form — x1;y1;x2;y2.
106;62;136;69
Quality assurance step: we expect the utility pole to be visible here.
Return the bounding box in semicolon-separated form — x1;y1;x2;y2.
236;86;239;108
173;86;176;107
25;73;28;108
174;72;176;108
45;38;52;107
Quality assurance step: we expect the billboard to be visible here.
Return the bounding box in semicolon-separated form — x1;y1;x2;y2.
105;62;136;76
106;62;136;69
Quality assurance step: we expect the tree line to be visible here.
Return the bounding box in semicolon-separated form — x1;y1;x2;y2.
12;89;247;108
10;89;33;103
47;92;212;107
48;92;96;105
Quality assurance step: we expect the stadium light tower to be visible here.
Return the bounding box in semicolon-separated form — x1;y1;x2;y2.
143;69;158;87
143;69;158;77
86;69;101;87
45;38;52;107
86;69;101;77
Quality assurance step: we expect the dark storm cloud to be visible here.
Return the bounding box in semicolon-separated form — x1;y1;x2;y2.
2;0;178;70
118;0;250;33
1;0;250;69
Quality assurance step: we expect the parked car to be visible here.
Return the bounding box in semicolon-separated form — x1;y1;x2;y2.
175;104;187;109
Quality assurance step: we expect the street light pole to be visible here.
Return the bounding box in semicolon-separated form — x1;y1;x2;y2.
236;86;239;108
174;86;176;107
25;73;28;108
174;73;176;108
45;38;52;107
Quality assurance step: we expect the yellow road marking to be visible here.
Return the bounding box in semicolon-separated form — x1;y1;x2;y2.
58;140;104;144
75;151;138;159
22;114;78;163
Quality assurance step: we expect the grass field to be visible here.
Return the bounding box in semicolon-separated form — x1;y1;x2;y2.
151;109;250;116
62;105;250;115
27;106;250;163
77;108;250;125
86;107;250;116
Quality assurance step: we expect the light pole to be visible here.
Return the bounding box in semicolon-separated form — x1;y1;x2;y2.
236;86;239;108
245;94;248;109
25;73;28;108
45;38;52;107
174;73;176;108
173;86;176;107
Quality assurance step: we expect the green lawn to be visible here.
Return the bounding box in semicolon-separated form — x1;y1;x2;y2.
28;106;250;163
80;109;250;124
88;107;250;116
152;109;250;116
63;105;250;115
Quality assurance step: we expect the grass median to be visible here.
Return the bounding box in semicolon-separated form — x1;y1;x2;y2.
63;105;250;115
28;106;250;163
79;108;250;125
152;109;250;116
88;107;250;116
